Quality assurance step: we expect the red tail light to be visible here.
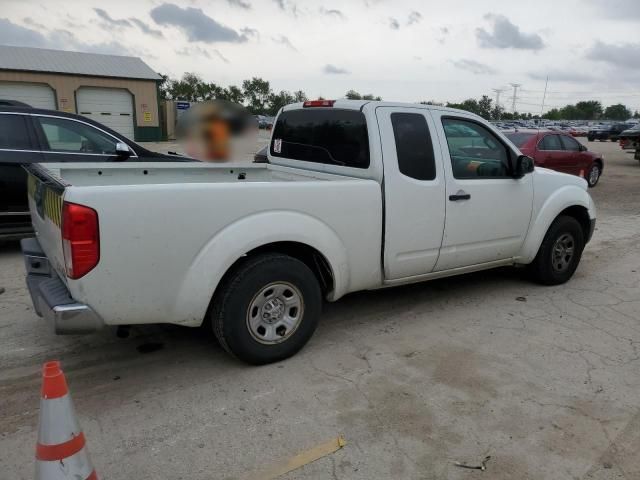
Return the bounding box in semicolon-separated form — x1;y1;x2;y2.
303;100;335;108
62;202;99;279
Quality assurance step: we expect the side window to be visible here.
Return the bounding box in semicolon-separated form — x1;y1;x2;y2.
0;114;31;150
35;116;117;154
391;112;436;180
441;117;510;179
538;134;562;151
560;135;580;151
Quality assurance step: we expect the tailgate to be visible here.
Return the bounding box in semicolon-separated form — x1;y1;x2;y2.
25;165;67;281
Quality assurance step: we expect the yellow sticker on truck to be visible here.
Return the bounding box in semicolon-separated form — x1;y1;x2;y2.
28;173;63;227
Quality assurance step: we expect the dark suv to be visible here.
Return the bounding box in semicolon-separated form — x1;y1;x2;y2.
0;106;190;240
588;123;633;142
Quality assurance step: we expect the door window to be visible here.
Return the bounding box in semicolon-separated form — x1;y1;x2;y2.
538;134;562;151
559;135;581;151
442;118;510;179
391;112;436;180
0;114;31;150
35;116;117;154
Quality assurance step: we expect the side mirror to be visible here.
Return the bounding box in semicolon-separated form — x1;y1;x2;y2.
579;144;587;152
514;155;534;178
115;142;132;160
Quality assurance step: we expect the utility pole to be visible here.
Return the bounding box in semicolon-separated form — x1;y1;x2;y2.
492;88;507;119
509;83;521;114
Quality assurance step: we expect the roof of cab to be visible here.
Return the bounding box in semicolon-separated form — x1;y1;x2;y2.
280;99;485;119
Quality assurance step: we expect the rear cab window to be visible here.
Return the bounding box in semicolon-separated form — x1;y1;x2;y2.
270;108;370;168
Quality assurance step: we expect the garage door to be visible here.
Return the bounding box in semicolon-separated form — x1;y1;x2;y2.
76;88;134;139
0;82;55;109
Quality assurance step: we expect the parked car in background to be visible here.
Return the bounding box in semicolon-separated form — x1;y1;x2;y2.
254;145;268;163
255;115;275;129
618;124;640;152
588;123;633;142
0;106;191;240
506;130;603;187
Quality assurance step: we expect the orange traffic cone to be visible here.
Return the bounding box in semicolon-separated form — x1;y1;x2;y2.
36;361;97;480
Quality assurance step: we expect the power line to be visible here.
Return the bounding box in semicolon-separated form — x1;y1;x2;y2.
491;87;508;119
509;83;521;113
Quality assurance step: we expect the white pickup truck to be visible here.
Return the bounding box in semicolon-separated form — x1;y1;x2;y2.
22;100;596;364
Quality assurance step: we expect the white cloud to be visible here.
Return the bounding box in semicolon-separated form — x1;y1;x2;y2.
476;14;544;50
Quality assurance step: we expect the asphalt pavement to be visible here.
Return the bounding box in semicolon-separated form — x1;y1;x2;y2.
1;138;639;479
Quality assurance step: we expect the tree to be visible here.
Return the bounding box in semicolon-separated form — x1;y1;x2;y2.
491;104;504;121
158;74;171;100
168;72;206;101
223;85;244;105
242;77;272;114
345;90;382;101
268;90;296;115
293;90;308;102
477;95;493;120
345;89;362;100
574;100;603;120
604;104;632;120
447;99;481;116
634;111;640;119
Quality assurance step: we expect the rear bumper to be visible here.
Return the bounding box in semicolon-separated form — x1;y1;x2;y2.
21;237;104;334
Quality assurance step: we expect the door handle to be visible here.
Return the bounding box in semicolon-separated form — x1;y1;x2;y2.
449;190;471;201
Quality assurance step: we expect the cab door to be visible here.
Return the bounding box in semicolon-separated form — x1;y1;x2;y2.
536;134;573;173
376;107;446;279
559;135;586;176
431;112;534;271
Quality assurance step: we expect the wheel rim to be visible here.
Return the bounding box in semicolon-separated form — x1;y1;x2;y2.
589;166;600;185
551;233;575;273
246;282;304;344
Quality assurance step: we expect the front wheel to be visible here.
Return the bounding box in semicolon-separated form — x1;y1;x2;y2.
586;163;601;187
211;253;322;364
529;216;585;285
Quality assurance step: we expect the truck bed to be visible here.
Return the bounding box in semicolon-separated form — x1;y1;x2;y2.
26;161;383;328
31;162;347;187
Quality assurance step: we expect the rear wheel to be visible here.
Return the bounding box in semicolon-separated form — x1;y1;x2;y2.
211;253;322;364
586;163;601;187
587;136;594;142
529;216;585;285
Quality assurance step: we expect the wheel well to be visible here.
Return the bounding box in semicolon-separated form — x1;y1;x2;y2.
594;158;603;168
559;206;590;240
220;242;335;298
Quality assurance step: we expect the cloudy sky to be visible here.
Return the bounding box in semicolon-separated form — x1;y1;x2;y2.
1;0;639;113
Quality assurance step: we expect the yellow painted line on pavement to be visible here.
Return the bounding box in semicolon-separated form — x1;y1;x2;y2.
244;435;346;480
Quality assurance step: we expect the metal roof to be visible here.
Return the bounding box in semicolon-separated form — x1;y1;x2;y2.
0;45;161;81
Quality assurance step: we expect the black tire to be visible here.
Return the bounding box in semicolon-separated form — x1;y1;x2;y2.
211;253;322;365
529;216;585;285
586;163;601;188
587;136;594;142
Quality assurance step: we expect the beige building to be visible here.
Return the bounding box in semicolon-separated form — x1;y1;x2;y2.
0;45;162;141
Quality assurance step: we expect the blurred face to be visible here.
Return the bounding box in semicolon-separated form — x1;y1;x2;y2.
179;101;256;162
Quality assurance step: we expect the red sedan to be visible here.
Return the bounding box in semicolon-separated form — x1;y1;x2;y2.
506;130;603;187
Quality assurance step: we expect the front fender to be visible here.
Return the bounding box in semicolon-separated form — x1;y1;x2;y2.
519;185;595;264
172;210;350;327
